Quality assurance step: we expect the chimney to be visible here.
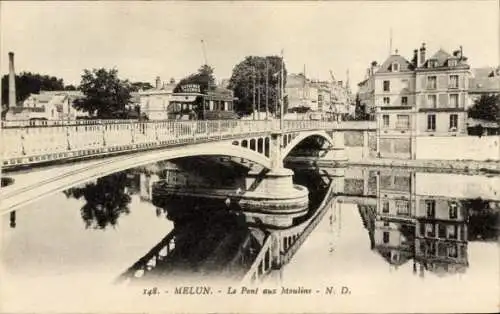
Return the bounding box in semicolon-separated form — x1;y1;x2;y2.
155;76;161;90
338;80;343;87
419;43;426;67
8;52;16;108
413;49;418;67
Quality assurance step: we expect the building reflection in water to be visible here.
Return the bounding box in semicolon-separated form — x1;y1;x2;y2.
359;168;499;277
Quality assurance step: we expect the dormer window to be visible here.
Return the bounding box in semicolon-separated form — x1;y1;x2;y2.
428;60;437;68
391;62;400;72
448;59;457;67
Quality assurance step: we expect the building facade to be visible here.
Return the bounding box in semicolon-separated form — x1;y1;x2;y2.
373;43;472;159
414;44;470;138
132;77;177;120
5;90;88;121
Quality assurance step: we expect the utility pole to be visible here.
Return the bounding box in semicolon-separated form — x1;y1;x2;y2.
201;40;208;65
257;71;261;120
280;49;284;130
265;59;269;120
252;66;256;120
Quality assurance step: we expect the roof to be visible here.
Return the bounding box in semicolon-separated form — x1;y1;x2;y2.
469;67;500;93
376;54;414;74
420;48;469;69
466;118;499;128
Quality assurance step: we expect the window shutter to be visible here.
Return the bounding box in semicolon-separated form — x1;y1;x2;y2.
439;93;448;108
438;75;447;89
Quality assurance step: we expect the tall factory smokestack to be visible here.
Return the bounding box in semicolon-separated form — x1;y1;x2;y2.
8;52;17;108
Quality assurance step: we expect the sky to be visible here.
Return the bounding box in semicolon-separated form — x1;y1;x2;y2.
1;1;499;90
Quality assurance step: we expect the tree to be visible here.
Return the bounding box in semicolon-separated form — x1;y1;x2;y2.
63;172;132;229
130;81;154;92
1;72;66;106
467;94;500;122
228;56;287;116
353;94;371;121
174;64;216;94
73;68;132;118
64;84;78;91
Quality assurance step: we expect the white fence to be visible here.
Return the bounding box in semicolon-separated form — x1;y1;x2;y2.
416;136;500;161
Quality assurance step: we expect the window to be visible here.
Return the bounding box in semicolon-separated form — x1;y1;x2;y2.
382;115;390;128
448;59;457;67
396;115;410;129
450;94;459;108
427;95;437;108
427;76;437;89
383;97;390;105
382;201;390;213
449;75;459;88
426;223;436;238
449;114;458;130
448;225;458;240
401;79;409;89
448;245;458;258
428;60;438;68
438;224;447;239
384;221;390;227
419;223;425;237
383;232;390;244
401;96;408;106
383;80;390;92
449;202;458;219
396;200;410;215
425;200;436;218
427;114;436;131
392;63;400;72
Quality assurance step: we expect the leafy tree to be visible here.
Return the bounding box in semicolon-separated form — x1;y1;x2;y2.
63;172;132;229
1;72;65;106
130;81;154;92
353;94;371;121
228;56;287;116
64;84;78;91
73;68;132;118
174;64;216;94
467;94;500;122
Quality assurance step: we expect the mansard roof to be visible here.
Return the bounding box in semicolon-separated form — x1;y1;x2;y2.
376;54;414;74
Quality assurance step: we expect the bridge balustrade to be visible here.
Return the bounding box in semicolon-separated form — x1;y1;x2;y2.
1;119;353;168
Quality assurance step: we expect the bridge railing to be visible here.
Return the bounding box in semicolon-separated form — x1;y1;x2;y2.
1;119;364;168
1;120;280;168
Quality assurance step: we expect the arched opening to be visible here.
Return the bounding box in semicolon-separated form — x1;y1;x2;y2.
264;137;270;157
257;138;264;153
250;138;256;151
241;140;248;148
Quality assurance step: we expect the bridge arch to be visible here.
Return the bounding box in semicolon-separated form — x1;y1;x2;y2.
281;130;335;160
0;143;272;214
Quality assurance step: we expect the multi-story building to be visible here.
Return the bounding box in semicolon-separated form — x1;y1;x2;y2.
414;44;470;138
374;50;417;159
131;76;177;120
285;73;319;112
5;90;88;121
356;66;376;120
330;80;354;121
374;43;471;159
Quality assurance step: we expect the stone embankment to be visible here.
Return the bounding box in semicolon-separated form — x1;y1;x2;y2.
350;158;500;174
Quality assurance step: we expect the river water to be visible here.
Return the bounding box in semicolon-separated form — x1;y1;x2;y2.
1;161;498;313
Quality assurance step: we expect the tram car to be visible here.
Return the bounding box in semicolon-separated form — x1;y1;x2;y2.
167;83;239;120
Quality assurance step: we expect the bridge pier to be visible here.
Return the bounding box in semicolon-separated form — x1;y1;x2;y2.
239;133;309;228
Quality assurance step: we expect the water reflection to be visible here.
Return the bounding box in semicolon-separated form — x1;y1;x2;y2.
63;172;133;229
357;168;499;277
116;165;333;285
